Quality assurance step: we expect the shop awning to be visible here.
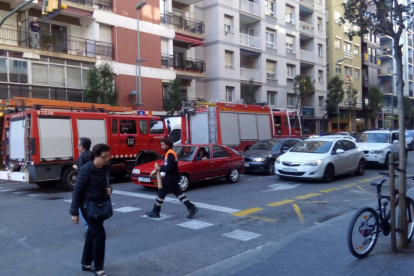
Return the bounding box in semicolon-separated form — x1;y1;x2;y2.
175;34;204;47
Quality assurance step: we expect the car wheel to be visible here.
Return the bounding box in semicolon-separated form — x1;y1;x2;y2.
266;160;275;175
178;174;189;192
226;168;240;183
354;159;366;176
321;164;335;183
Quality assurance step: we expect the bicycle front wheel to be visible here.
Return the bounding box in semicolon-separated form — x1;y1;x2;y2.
347;207;379;259
405;197;414;242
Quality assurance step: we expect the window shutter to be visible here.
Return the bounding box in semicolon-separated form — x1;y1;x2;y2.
225;51;233;67
266;61;275;74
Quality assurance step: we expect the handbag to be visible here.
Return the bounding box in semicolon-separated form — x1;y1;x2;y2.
84;168;113;221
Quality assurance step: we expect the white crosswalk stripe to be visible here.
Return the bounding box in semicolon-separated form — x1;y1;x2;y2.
176;220;214;230
114;207;141;213
142;213;174;220
222;230;261;241
0;189;17;192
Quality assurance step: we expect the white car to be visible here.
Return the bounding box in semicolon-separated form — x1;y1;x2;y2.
275;137;366;183
355;130;400;167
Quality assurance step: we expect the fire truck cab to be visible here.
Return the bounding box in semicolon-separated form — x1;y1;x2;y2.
180;101;301;152
0;97;165;190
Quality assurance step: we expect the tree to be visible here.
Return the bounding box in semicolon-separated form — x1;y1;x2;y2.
367;86;384;128
241;79;256;104
325;76;345;131
344;85;358;132
163;79;182;116
404;96;414;127
293;75;315;114
85;63;118;105
341;0;414;248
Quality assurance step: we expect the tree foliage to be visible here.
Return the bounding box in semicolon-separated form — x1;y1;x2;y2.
344;85;358;112
85;63;118;105
403;96;414;117
293;75;315;113
241;79;256;104
367;86;384;118
325;76;345;116
163;79;182;116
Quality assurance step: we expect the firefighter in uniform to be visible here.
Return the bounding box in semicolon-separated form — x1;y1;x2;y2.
146;139;199;219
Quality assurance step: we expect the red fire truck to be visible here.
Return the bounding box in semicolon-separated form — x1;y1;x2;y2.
180;101;301;152
0;97;166;191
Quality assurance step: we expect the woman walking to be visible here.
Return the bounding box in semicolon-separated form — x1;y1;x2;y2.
70;143;112;276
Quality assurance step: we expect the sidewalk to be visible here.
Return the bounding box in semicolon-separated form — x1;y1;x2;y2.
188;189;414;276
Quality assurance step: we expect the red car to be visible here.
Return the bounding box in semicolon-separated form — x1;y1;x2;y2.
130;144;245;191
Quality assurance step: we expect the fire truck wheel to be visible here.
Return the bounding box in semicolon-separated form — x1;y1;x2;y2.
266;160;276;175
60;167;78;191
178;174;190;192
226;168;240;183
35;181;58;189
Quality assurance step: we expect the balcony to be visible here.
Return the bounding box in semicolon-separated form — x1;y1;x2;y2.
379;67;392;76
240;68;262;82
300;0;314;8
0;25;113;59
300;50;315;63
239;0;261;17
409;57;413;64
240;33;261;50
382;86;393;94
65;0;93;7
378;49;393;59
160;11;205;35
409;41;413;48
344;51;353;59
0;84;85;102
94;0;112;10
410;74;414;82
299;21;314;36
161;54;206;78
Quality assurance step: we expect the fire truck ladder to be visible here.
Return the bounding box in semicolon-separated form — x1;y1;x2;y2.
24;114;31;165
208;107;217;143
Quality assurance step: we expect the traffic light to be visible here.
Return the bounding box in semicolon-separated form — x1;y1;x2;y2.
42;0;67;21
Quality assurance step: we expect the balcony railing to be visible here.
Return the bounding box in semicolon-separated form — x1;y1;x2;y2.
66;0;93;6
300;50;315;62
95;0;112;9
0;25;113;59
161;54;206;73
160;11;205;35
379;49;393;56
0;84;84;102
240;0;261;16
344;51;353;59
300;0;314;7
379;67;392;75
382;86;393;94
240;33;261;49
240;68;261;82
299;21;314;35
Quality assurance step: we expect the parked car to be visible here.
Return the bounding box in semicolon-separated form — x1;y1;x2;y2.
243;138;301;175
275;137;366;183
406;130;414;151
131;144;244;191
356;130;400;167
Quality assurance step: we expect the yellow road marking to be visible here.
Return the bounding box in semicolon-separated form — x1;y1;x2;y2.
299;200;328;203
267;199;295;207
232;207;263;217
295;193;321;200
293;204;304;222
358;178;373;183
320;188;341;193
342;183;357;188
373;175;384;179
247;215;276;222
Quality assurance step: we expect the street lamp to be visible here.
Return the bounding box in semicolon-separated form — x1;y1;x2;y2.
335;58;345;132
135;1;147;106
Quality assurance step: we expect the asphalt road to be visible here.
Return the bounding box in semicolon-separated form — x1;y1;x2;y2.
1;153;414;276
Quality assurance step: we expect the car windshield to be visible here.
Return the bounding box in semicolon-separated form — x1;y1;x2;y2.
250;140;281;151
290;141;333;154
356;133;389;143
406;131;413;138
173;146;197;161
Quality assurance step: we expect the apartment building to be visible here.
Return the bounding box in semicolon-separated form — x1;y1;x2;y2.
188;0;327;135
325;0;362;133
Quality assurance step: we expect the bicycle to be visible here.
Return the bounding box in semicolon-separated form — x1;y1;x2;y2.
347;171;414;258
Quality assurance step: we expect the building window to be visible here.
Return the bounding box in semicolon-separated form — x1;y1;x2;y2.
318;44;323;57
9;60;28;83
266;29;276;49
226;87;234;102
345;67;352;78
287;64;295;79
225;50;233;68
354;46;360;55
266;60;276;80
335;39;341;49
268;91;277;106
286;35;295;53
317;17;322;30
335;67;342;74
224;15;233;33
318;70;323;83
344;42;352;53
265;0;275;16
318;96;324;108
355;69;360;79
334;11;341;23
286;5;294;24
287;94;295;108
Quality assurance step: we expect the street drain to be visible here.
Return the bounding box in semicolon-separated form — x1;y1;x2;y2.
43;196;65;200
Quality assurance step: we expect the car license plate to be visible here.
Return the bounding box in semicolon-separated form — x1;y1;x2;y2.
244;163;250;167
138;177;150;183
283;167;297;172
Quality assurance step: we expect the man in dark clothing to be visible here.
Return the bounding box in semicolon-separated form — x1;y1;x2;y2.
146;139;199;219
29;17;40;49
